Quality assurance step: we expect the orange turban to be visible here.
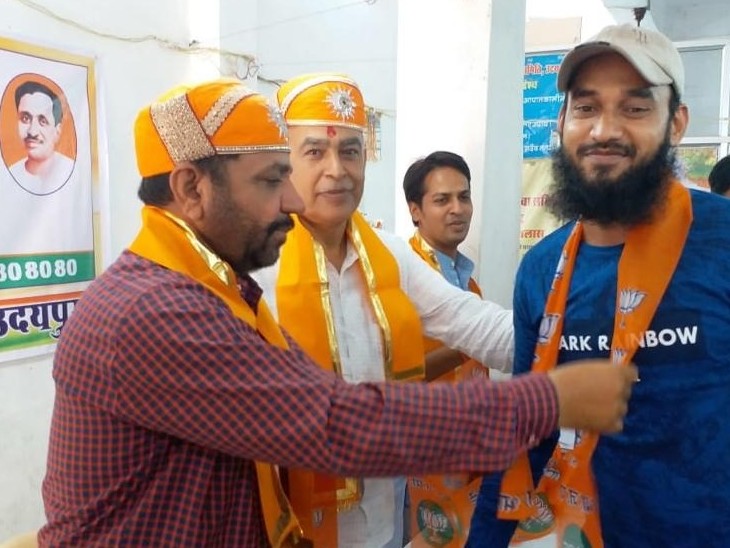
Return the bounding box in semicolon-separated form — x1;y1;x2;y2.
134;78;289;178
276;73;366;130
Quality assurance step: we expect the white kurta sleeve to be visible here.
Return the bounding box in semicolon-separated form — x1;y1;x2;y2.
378;230;514;373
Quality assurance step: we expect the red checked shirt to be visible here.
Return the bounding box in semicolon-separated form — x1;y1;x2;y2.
39;251;558;547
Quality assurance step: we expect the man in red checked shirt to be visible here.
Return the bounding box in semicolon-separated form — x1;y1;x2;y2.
38;78;636;548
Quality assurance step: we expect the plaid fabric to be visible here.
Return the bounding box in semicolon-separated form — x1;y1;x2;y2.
39;251;558;547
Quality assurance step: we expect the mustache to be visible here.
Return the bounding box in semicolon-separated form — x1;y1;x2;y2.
24;135;41;144
266;215;294;236
577;141;635;157
317;185;354;193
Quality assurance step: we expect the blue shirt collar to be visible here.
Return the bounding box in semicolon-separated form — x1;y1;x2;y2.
433;246;475;291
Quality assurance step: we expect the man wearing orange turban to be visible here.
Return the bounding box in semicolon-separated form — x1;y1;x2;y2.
250;73;553;546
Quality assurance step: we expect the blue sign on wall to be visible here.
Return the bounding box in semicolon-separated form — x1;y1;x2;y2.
523;52;566;159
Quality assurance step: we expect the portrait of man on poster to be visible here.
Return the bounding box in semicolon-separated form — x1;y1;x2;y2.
8;79;75;195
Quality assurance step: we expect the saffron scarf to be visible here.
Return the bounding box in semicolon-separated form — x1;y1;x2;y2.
129;205;306;548
276;211;425;545
408;231;483;372
408;231;486;546
497;180;692;546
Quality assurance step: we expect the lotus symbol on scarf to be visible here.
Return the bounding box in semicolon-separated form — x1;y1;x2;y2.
618;288;647;329
537;313;560;344
618;289;646;315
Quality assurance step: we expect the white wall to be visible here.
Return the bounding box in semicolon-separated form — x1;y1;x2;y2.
0;0;220;537
225;0;400;230
395;0;527;307
638;0;730;42
528;0;614;42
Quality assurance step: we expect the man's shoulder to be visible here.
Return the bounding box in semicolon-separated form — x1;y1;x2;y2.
92;251;216;308
689;186;730;214
688;188;730;239
372;227;411;257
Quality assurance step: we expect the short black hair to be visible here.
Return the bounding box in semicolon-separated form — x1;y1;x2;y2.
137;155;237;206
15;80;63;125
709;155;730;196
402;150;471;219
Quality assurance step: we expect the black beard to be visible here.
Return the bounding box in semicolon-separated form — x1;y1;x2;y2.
548;136;676;227
230;215;294;275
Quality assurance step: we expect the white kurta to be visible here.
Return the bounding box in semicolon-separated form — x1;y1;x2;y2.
253;228;514;548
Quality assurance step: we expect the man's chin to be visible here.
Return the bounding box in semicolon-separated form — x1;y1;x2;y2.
26;152;50;162
581;167;629;186
256;245;285;270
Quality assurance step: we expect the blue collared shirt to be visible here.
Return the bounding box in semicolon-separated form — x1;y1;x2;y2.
434;248;475;291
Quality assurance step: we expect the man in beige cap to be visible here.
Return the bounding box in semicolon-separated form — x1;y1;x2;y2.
37;78;635;548
469;24;730;548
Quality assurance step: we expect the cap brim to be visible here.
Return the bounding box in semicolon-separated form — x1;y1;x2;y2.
557;41;673;92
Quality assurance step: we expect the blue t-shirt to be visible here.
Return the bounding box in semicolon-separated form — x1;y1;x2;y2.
468;189;730;547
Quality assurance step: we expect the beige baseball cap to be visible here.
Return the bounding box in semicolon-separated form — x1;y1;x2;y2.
557;24;684;98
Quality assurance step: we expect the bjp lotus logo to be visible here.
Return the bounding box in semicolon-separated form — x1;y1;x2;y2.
515;493;556;536
618;288;646;314
415;500;455;546
618;288;646;328
537;313;561;344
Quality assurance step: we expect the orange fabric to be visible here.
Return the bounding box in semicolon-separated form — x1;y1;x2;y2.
134;78;288;177
276;73;367;129
128;206;305;548
407;233;486;545
408;233;487;382
498;180;692;546
276;212;425;545
408;475;483;548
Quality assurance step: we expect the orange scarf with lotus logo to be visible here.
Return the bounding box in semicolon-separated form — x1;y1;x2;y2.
497;180;692;547
407;232;486;546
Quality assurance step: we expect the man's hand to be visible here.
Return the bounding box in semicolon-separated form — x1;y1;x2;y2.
547;360;638;433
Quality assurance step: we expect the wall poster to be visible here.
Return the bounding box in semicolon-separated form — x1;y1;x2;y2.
0;35;102;363
520;51;566;257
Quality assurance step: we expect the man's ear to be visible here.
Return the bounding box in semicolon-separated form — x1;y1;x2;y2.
557;103;567;134
169;162;207;221
408;201;421;226
669;103;689;146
